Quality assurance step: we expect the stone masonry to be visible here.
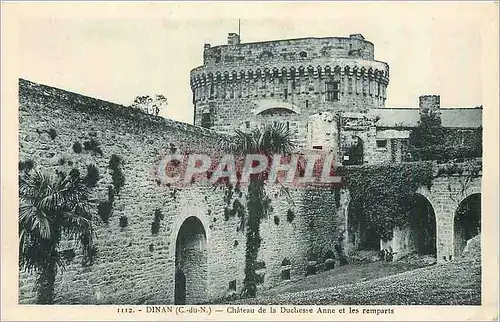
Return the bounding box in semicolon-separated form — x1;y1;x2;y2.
18;33;482;305
18;79;349;304
190;34;389;146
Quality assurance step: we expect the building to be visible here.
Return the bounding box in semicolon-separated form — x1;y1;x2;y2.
18;33;482;305
190;33;482;165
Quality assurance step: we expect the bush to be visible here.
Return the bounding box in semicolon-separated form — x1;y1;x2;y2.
151;222;160;235
109;154;125;194
305;263;317;276
151;209;163;235
107;185;115;204
84;164;100;187
98;201;113;223
61;249;76;263
19;159;34;172
119;216;128;229
83;139;103;156
82;245;98;267
48;128;57;140
255;260;266;270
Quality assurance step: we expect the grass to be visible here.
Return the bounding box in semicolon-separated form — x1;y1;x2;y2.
231;257;481;305
260;261;428;298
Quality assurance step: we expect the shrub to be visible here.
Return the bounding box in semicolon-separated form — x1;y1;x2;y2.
119;216;128;229
255;273;265;285
84;164;100;187
151;209;163;235
82;245;98;267
107;185;115;204
151;222;160;235
83;139;103;156
255;260;266;270
274;215;280;225
307;249;319;262
69;168;80;179
305;263;317;276
61;249;76;263
98;201;113;223
19;159;34;172
72;142;82;153
286;209;295;222
109;154;125;194
48;128;57;140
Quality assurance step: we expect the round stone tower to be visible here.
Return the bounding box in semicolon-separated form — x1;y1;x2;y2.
190;33;390;147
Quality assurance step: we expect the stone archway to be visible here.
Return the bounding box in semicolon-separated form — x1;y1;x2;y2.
406;193;437;256
175;216;208;304
346;202;379;253
453;193;481;258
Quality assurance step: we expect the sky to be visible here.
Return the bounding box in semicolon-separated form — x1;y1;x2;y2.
15;2;493;124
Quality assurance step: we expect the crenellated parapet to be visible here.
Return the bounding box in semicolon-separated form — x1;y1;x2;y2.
190;61;389;102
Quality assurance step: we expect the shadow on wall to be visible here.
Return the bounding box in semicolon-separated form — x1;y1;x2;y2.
175;216;208;304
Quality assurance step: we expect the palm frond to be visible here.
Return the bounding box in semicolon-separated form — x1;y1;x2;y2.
18;167;96;276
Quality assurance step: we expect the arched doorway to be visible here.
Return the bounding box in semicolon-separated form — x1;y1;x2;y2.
407;194;437;256
175;216;208;304
346;202;379;253
453;193;481;258
174;269;186;305
342;135;364;165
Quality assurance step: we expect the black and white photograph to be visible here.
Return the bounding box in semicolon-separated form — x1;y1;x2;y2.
1;1;498;321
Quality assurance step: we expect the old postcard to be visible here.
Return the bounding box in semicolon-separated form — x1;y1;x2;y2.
1;1;499;321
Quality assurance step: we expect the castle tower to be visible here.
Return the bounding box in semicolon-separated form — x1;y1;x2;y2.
190;33;390;148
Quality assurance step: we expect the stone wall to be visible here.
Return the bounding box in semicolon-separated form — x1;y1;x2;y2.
18;79;239;304
417;170;482;263
17;78;482;305
202;34;376;66
18;79;348;304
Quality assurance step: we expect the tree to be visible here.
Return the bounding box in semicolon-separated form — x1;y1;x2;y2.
19;168;97;304
226;123;294;297
130;94;168;116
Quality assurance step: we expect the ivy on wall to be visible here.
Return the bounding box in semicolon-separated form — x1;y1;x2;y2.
409;114;482;162
337;161;435;240
109;154;125;194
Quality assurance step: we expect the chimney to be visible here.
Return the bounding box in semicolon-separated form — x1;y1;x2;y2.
349;34;365;40
227;33;240;45
419;95;441;121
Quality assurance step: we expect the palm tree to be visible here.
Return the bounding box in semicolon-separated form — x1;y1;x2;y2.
228;123;294;297
19;167;97;304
